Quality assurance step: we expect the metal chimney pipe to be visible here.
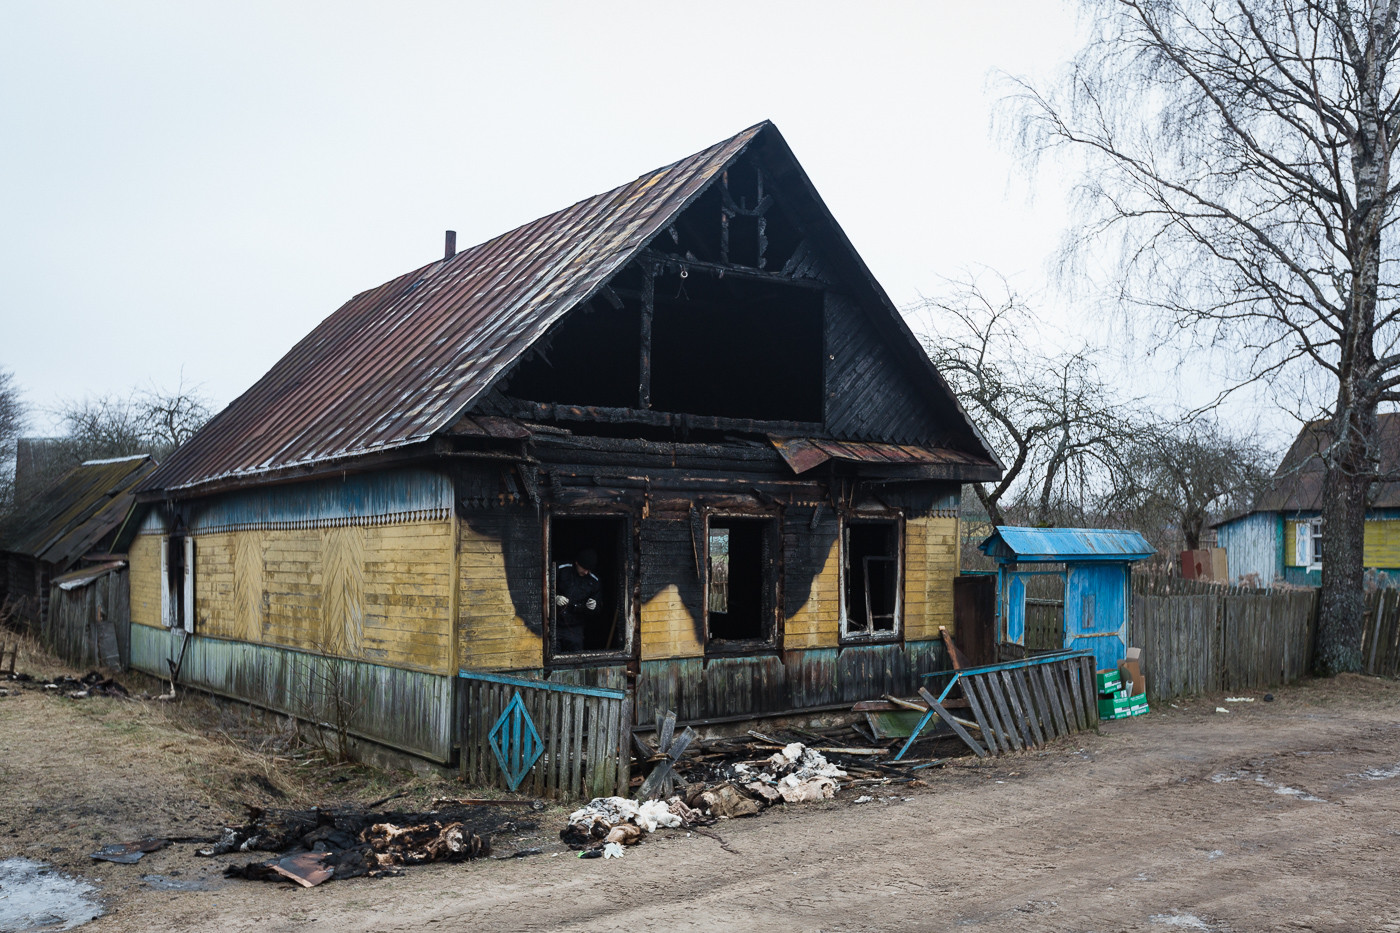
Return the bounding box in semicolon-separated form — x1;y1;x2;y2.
444;230;457;260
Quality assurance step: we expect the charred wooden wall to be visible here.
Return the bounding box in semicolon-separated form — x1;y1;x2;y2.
451;446;961;724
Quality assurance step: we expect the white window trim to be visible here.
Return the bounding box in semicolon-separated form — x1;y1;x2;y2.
838;513;904;643
1295;520;1323;572
161;534;196;632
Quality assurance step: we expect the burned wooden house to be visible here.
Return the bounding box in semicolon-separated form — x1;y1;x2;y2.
126;122;1002;767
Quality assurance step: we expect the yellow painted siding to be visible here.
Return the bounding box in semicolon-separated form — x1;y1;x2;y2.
129;533;163;628
151;520;454;674
1284;520;1301;566
192;532;238;638
1365;520;1400;567
640;584;702;659
457;522;541;672
903;516;958;641
784;538;840;650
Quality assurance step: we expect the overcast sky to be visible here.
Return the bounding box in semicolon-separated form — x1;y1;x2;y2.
2;1;1275;439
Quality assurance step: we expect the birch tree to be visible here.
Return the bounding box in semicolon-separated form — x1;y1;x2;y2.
1017;0;1400;673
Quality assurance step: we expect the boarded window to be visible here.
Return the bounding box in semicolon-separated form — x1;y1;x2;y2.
549;516;628;657
707;517;776;646
843;519;900;639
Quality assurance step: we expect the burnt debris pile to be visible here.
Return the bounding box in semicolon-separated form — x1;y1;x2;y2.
210;804;523;887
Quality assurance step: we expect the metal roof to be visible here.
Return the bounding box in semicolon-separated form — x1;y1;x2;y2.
768;435;998;478
138;120;1003;498
1;456;156;567
979;526;1155;563
139;124;766;496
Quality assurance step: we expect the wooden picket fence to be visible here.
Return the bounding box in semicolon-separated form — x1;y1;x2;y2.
457;671;631;801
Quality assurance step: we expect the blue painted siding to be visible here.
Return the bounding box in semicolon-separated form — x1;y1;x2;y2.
1216;512;1282;584
1064;563;1129;669
183;467;453;533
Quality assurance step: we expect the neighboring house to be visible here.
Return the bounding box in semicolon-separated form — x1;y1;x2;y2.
125;121;1003;766
1214;414;1400;586
0;454;156;637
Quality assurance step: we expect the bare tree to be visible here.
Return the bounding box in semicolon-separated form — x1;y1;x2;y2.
56;379;212;464
0;368;24;518
1109;417;1275;552
916;273;1133;527
1015;0;1400;673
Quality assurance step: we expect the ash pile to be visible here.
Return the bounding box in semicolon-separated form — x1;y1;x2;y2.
211;803;527;887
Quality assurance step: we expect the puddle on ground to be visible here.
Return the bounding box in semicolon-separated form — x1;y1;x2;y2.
1360;763;1400;780
1151;913;1213;930
139;873;218;892
1209;770;1327;802
0;858;103;931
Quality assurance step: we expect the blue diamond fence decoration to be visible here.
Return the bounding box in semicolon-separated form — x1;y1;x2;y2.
488;691;543;791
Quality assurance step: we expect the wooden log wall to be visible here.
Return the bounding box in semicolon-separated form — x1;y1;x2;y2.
458;673;630;801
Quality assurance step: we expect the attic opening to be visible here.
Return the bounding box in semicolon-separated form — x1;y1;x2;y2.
549;516;628;657
707;516;776;648
650;274;823;422
842;518;900;640
507;302;641;410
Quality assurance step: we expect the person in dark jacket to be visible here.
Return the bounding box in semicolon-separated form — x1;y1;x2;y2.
555;548;601;652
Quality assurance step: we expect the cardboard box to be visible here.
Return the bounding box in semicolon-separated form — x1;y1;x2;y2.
1096;670;1123;694
1118;647;1148;700
1098;693;1149;719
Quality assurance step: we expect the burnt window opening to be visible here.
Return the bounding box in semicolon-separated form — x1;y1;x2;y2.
162;530;195;633
504;301;641;409
550;516;628;657
843;519;900;639
707;517;776;647
650;275;824;422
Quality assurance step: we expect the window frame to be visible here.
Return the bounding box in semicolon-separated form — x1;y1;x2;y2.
839;512;905;644
1306;519;1323;572
545;510;634;664
703;510;781;655
160;532;196;633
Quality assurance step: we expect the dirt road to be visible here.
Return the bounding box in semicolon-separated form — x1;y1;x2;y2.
3;667;1399;932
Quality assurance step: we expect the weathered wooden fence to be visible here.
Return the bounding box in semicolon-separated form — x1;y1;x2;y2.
458;671;632;801
1362;588;1400;678
1130;576;1317;703
948;651;1099;755
42;568;129;670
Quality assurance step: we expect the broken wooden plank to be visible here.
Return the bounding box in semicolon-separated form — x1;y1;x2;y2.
918;687;987;759
961;676;1001;755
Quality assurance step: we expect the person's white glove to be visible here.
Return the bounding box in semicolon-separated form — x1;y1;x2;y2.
555;595;569;607
585;598;597;611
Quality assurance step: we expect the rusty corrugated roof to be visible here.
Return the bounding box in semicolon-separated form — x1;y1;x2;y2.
139;124;768;496
769;435;997;476
1;455;156;567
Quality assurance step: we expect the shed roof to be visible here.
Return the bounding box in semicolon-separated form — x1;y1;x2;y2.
979;526;1155;563
1;455;156;568
137;121;1000;497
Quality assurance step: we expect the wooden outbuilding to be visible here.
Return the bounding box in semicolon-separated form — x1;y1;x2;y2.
125;122;1003;768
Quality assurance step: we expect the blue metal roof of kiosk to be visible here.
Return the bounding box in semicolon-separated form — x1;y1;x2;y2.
978;527;1155;563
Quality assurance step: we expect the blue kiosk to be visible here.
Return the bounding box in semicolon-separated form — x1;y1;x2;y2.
979;527;1155;671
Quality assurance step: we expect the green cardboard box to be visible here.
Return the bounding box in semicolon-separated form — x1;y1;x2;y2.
1097;670;1123;694
1098;692;1148;719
